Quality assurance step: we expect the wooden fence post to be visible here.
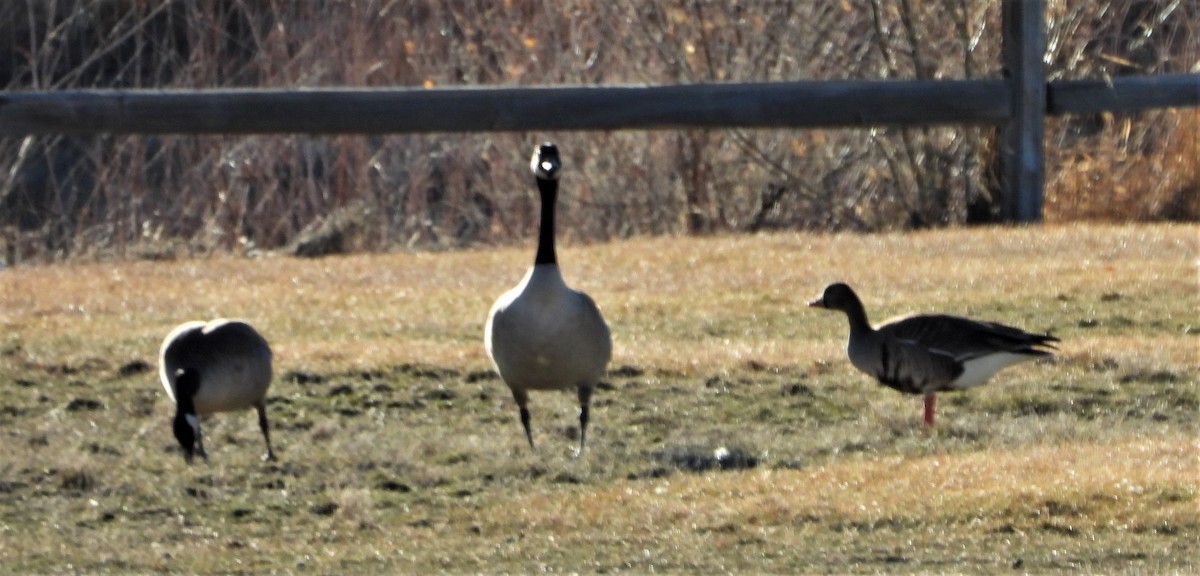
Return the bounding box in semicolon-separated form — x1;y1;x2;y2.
1001;0;1046;222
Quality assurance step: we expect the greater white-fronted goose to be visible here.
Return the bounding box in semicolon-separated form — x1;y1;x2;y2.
808;282;1059;426
484;143;612;454
159;319;275;462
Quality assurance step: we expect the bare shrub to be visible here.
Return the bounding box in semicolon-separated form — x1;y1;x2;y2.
1044;0;1199;221
0;0;1195;263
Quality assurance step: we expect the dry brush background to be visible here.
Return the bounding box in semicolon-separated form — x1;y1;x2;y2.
0;0;1197;264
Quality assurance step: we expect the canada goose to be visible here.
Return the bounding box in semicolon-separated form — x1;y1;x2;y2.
484;142;612;454
808;283;1058;427
159;319;275;462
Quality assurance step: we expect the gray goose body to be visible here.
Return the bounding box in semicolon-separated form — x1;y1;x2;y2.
809;283;1058;426
159;319;275;462
485;143;612;453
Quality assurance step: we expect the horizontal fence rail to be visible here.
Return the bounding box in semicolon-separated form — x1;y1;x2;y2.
2;75;1194;137
1047;73;1200;115
0;80;1015;136
0;74;1196;226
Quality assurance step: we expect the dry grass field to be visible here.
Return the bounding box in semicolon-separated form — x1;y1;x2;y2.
0;223;1196;573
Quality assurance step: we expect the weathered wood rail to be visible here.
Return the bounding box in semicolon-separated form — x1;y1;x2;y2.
1;0;1196;222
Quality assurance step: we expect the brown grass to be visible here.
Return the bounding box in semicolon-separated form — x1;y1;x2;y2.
505;438;1196;530
470;438;1196;571
0;224;1196;573
4;223;1195;374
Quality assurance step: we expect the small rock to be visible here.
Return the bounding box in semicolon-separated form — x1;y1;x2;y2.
714;446;758;470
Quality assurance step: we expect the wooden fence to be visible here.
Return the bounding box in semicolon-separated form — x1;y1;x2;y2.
0;0;1197;222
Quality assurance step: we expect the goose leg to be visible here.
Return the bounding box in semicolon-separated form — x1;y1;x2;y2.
520;407;534;450
576;384;593;456
512;388;535;451
195;423;209;461
256;403;277;461
923;393;937;427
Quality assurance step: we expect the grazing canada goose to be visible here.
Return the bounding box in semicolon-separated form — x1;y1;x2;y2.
484;142;612;454
808;283;1059;427
159;319;275;462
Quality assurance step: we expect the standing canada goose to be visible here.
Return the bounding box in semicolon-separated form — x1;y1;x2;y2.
159;319;275;462
808;283;1058;427
484;142;612;454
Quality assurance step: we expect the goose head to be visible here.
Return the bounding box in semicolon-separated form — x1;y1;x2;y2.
807;282;863;313
171;368;207;463
531;142;561;181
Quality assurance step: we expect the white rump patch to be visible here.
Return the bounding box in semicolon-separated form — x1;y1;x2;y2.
955;352;1036;388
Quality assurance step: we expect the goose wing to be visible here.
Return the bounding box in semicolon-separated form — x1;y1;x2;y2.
567;289;613;367
879;314;1057;361
165;320;270;369
573;289;611;334
869;331;964;394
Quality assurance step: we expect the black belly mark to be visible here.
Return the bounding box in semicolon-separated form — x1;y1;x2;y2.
876;374;924;395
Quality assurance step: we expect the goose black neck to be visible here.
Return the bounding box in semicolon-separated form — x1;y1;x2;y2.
534;177;558;266
175;391;197;420
843;295;873;336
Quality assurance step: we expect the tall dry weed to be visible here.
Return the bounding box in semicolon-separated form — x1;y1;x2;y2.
0;0;1195;263
1047;109;1199;221
1044;0;1199;222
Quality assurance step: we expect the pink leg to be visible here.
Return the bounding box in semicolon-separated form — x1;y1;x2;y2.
923;393;937;427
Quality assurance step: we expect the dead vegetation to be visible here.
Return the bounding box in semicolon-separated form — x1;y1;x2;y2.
0;0;1196;264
